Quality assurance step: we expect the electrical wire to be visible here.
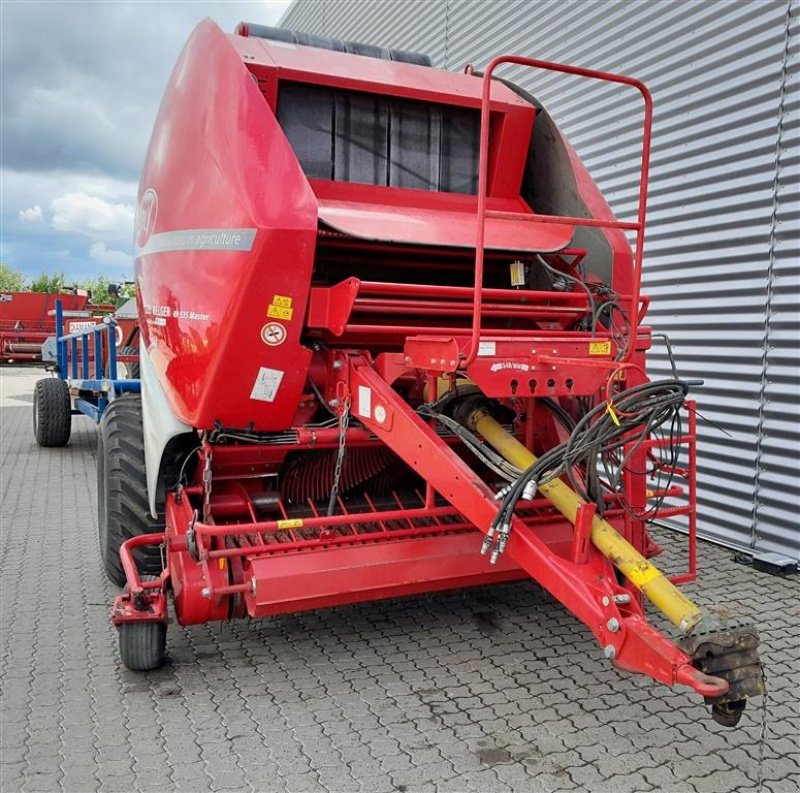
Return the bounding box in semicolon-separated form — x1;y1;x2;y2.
536;254;632;360
536;254;598;336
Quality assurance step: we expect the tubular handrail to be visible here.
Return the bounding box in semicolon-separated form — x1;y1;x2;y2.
463;55;653;368
55;299;118;381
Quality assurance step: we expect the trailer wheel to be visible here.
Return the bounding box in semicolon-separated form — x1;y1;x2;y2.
110;345;140;380
118;621;167;671
98;394;164;586
33;378;71;447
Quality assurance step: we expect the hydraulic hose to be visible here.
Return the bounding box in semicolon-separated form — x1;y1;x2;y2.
467;407;703;632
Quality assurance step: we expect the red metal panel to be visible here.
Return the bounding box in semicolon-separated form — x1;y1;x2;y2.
243;533;524;616
0;291;88;324
135;19;319;431
317;197;573;252
228;33;533;111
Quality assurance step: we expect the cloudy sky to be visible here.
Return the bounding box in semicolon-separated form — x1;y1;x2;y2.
1;0;291;283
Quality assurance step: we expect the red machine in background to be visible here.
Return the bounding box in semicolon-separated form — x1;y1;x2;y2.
0;291;92;363
98;20;764;726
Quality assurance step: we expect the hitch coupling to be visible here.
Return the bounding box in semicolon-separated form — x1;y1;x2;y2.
679;617;766;727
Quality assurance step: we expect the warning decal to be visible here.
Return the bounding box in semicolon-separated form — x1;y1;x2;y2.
357;385;372;419
277;518;304;530
261;322;287;346
589;341;612;356
250;367;284;403
267;294;294;321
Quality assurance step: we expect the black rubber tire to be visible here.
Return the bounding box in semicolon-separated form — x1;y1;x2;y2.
118;621;167;671
33;378;71;447
98;394;164;586
110;346;140;380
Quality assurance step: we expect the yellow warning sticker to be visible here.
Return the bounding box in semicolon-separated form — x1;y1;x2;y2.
626;563;661;589
267;304;294;321
276;518;304;530
589;341;612;356
268;294;294;321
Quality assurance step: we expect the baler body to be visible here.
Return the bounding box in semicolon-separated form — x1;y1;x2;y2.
112;19;764;725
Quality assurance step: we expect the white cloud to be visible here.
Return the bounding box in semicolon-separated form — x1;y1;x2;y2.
51;191;135;240
18;204;43;222
90;241;132;268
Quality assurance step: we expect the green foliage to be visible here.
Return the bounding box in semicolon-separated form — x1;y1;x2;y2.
82;276;113;305
80;276;136;306
0;263;25;291
29;271;66;293
1;263;135;305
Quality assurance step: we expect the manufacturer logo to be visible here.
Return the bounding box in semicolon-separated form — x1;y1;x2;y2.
135;188;158;249
490;361;531;372
260;322;287;346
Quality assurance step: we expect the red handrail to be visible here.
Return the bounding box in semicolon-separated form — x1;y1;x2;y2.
464;55;654;367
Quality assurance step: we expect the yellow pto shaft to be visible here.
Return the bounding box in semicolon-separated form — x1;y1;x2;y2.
470;409;703;633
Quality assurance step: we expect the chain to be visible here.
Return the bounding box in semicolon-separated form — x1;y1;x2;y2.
202;437;213;524
756;666;769;792
326;393;351;517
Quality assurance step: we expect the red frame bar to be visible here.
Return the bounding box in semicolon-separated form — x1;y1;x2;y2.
465;55;654;367
344;360;723;698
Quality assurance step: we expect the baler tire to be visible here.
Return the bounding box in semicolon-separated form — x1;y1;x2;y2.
109;346;140;380
33;378;71;447
118;622;167;671
98;394;164;587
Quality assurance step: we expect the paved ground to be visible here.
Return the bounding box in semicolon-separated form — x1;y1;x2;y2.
1;365;798;793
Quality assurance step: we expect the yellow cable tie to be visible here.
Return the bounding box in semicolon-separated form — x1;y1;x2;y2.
606;401;621;427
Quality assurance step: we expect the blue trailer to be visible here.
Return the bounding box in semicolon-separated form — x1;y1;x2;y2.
33;299;140;446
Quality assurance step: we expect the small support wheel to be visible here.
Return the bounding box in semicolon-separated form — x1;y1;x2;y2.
33;377;71;447
118;622;167;671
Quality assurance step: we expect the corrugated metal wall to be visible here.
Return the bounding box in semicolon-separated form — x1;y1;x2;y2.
280;0;799;561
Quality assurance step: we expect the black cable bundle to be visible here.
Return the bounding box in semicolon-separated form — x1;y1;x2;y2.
485;379;690;561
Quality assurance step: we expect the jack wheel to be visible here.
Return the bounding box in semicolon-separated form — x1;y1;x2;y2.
118;622;167;671
711;700;746;727
33;378;71;447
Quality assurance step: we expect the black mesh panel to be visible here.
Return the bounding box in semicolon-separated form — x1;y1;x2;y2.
277;82;479;194
389;103;442;191
441;108;480;194
277;84;334;180
334;93;389;186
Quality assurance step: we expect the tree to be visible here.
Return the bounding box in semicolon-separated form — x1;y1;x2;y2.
29;271;66;293
79;276;136;306
0;263;25;291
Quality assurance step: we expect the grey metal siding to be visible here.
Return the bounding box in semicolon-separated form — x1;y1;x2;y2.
281;0;799;561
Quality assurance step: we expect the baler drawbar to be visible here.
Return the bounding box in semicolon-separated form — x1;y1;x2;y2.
104;19;764;727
